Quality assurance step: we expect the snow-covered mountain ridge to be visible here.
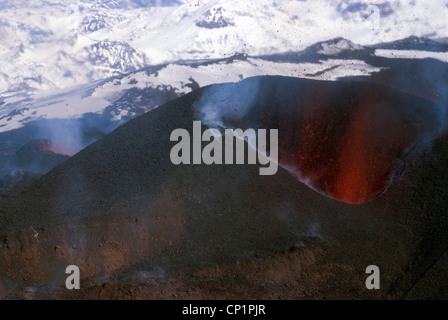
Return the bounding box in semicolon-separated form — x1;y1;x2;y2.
0;0;447;94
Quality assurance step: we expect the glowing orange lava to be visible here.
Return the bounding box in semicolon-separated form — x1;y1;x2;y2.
37;140;75;156
278;90;421;204
222;81;439;204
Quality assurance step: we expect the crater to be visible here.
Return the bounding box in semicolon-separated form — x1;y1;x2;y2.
197;77;447;204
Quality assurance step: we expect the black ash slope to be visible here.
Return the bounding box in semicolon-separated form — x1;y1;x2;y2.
1;76;448;299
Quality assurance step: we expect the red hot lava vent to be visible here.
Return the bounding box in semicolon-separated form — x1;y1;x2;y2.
200;77;447;204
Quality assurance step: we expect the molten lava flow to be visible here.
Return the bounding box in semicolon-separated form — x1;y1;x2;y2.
274;91;423;204
217;79;443;204
37;140;75;156
332;108;374;203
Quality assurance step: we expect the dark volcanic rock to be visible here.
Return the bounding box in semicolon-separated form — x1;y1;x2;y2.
0;76;448;299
